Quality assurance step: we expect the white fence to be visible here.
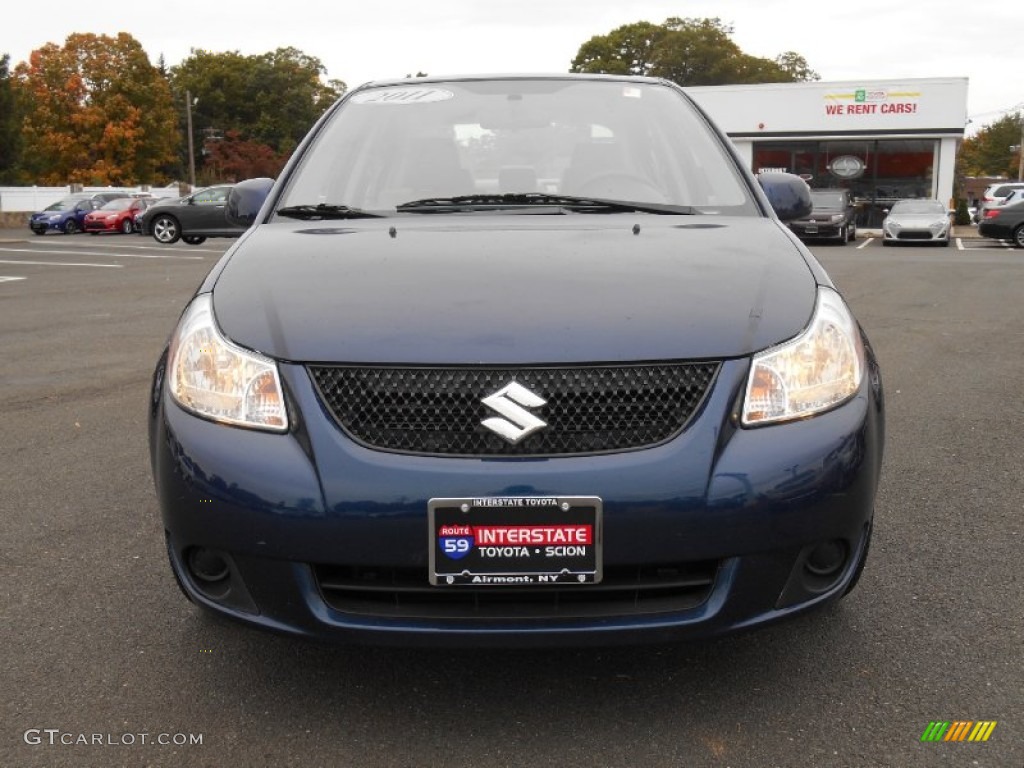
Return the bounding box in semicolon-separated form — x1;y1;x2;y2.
0;185;188;212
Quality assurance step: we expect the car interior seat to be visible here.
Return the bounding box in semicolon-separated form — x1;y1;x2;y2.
401;137;476;200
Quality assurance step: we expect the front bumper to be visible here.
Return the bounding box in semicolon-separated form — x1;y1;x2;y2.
30;218;63;233
883;226;950;243
149;352;884;647
788;221;846;240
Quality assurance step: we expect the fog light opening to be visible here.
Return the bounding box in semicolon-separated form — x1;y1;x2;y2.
804;539;847;577
187;547;231;585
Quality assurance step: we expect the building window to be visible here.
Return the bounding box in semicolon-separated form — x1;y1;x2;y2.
754;139;937;226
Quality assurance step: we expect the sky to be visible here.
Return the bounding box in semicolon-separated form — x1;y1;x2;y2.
2;0;1021;135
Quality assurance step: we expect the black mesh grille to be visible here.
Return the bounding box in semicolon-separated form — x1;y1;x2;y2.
313;561;720;620
308;362;719;456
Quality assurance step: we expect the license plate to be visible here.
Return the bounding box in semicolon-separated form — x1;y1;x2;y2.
805;224;818;234
428;496;602;586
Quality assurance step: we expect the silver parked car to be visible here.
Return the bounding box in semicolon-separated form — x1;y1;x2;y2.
881;199;951;246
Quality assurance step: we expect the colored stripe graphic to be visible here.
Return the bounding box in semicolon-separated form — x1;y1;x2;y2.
968;722;997;742
944;721;972;741
921;721;996;742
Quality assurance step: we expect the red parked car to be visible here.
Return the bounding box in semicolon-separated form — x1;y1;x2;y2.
83;197;149;234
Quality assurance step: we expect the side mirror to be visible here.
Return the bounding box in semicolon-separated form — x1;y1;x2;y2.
757;172;812;221
226;178;275;228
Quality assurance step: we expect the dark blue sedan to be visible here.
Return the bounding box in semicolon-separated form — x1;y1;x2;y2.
149;74;884;647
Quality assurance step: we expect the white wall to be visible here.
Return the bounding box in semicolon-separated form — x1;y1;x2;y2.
687;77;969;137
0;185;186;212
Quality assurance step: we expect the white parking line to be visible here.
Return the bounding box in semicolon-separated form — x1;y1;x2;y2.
0;259;122;268
0;275;27;282
0;247;202;260
857;238;873;249
960;241;1013;250
28;239;222;254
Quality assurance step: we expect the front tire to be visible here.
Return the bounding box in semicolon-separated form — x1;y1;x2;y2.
1013;224;1024;248
120;218;133;235
152;215;181;244
63;219;79;235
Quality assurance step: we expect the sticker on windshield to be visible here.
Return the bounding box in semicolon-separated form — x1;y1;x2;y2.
622;86;643;99
351;87;455;105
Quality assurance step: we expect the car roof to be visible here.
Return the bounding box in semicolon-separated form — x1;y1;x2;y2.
359;72;667;88
985;182;1024;196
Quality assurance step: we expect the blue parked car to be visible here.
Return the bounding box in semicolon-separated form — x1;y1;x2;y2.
28;195;98;235
149;74;885;647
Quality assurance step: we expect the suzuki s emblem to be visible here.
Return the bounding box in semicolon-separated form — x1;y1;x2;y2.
481;382;547;444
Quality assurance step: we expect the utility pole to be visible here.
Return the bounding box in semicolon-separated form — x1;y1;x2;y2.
1018;113;1024;181
186;90;197;191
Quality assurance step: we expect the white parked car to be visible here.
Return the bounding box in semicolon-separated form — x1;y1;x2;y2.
975;182;1024;223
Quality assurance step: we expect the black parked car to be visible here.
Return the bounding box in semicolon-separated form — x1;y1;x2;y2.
978;199;1024;247
149;74;884;647
787;188;857;243
140;185;247;245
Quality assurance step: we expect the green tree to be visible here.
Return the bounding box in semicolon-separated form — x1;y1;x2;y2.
0;54;24;184
170;47;344;179
957;112;1023;179
569;21;667;76
14;33;179;185
571;17;818;86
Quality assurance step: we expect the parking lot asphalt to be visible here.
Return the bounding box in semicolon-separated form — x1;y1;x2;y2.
1;232;1021;768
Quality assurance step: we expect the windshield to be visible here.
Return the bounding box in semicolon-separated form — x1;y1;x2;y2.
810;191;847;208
45;199;81;212
891;200;945;215
100;198;133;210
277;78;756;215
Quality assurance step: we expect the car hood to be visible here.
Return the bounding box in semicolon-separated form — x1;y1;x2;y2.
887;213;944;225
211;216;818;364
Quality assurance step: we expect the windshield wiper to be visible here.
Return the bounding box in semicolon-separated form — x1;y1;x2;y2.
395;193;698;216
276;203;384;220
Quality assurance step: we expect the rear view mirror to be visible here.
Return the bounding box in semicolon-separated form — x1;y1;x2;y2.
757;172;812;221
226;178;275;228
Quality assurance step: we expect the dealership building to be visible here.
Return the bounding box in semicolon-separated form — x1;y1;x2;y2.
687;77;969;227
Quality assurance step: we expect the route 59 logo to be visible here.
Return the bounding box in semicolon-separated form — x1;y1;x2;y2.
437;524;474;560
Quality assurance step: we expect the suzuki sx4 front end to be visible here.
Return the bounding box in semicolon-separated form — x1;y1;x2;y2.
149;75;884;647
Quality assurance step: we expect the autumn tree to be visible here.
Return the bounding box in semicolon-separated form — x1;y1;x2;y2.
0;54;24;184
571;17;818;86
14;33;179;185
170;47;344;180
202;130;286;182
957;112;1023;179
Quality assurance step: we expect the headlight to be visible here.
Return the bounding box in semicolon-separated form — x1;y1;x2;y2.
741;287;864;426
168;293;288;431
830;214;844;223
930;220;948;234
